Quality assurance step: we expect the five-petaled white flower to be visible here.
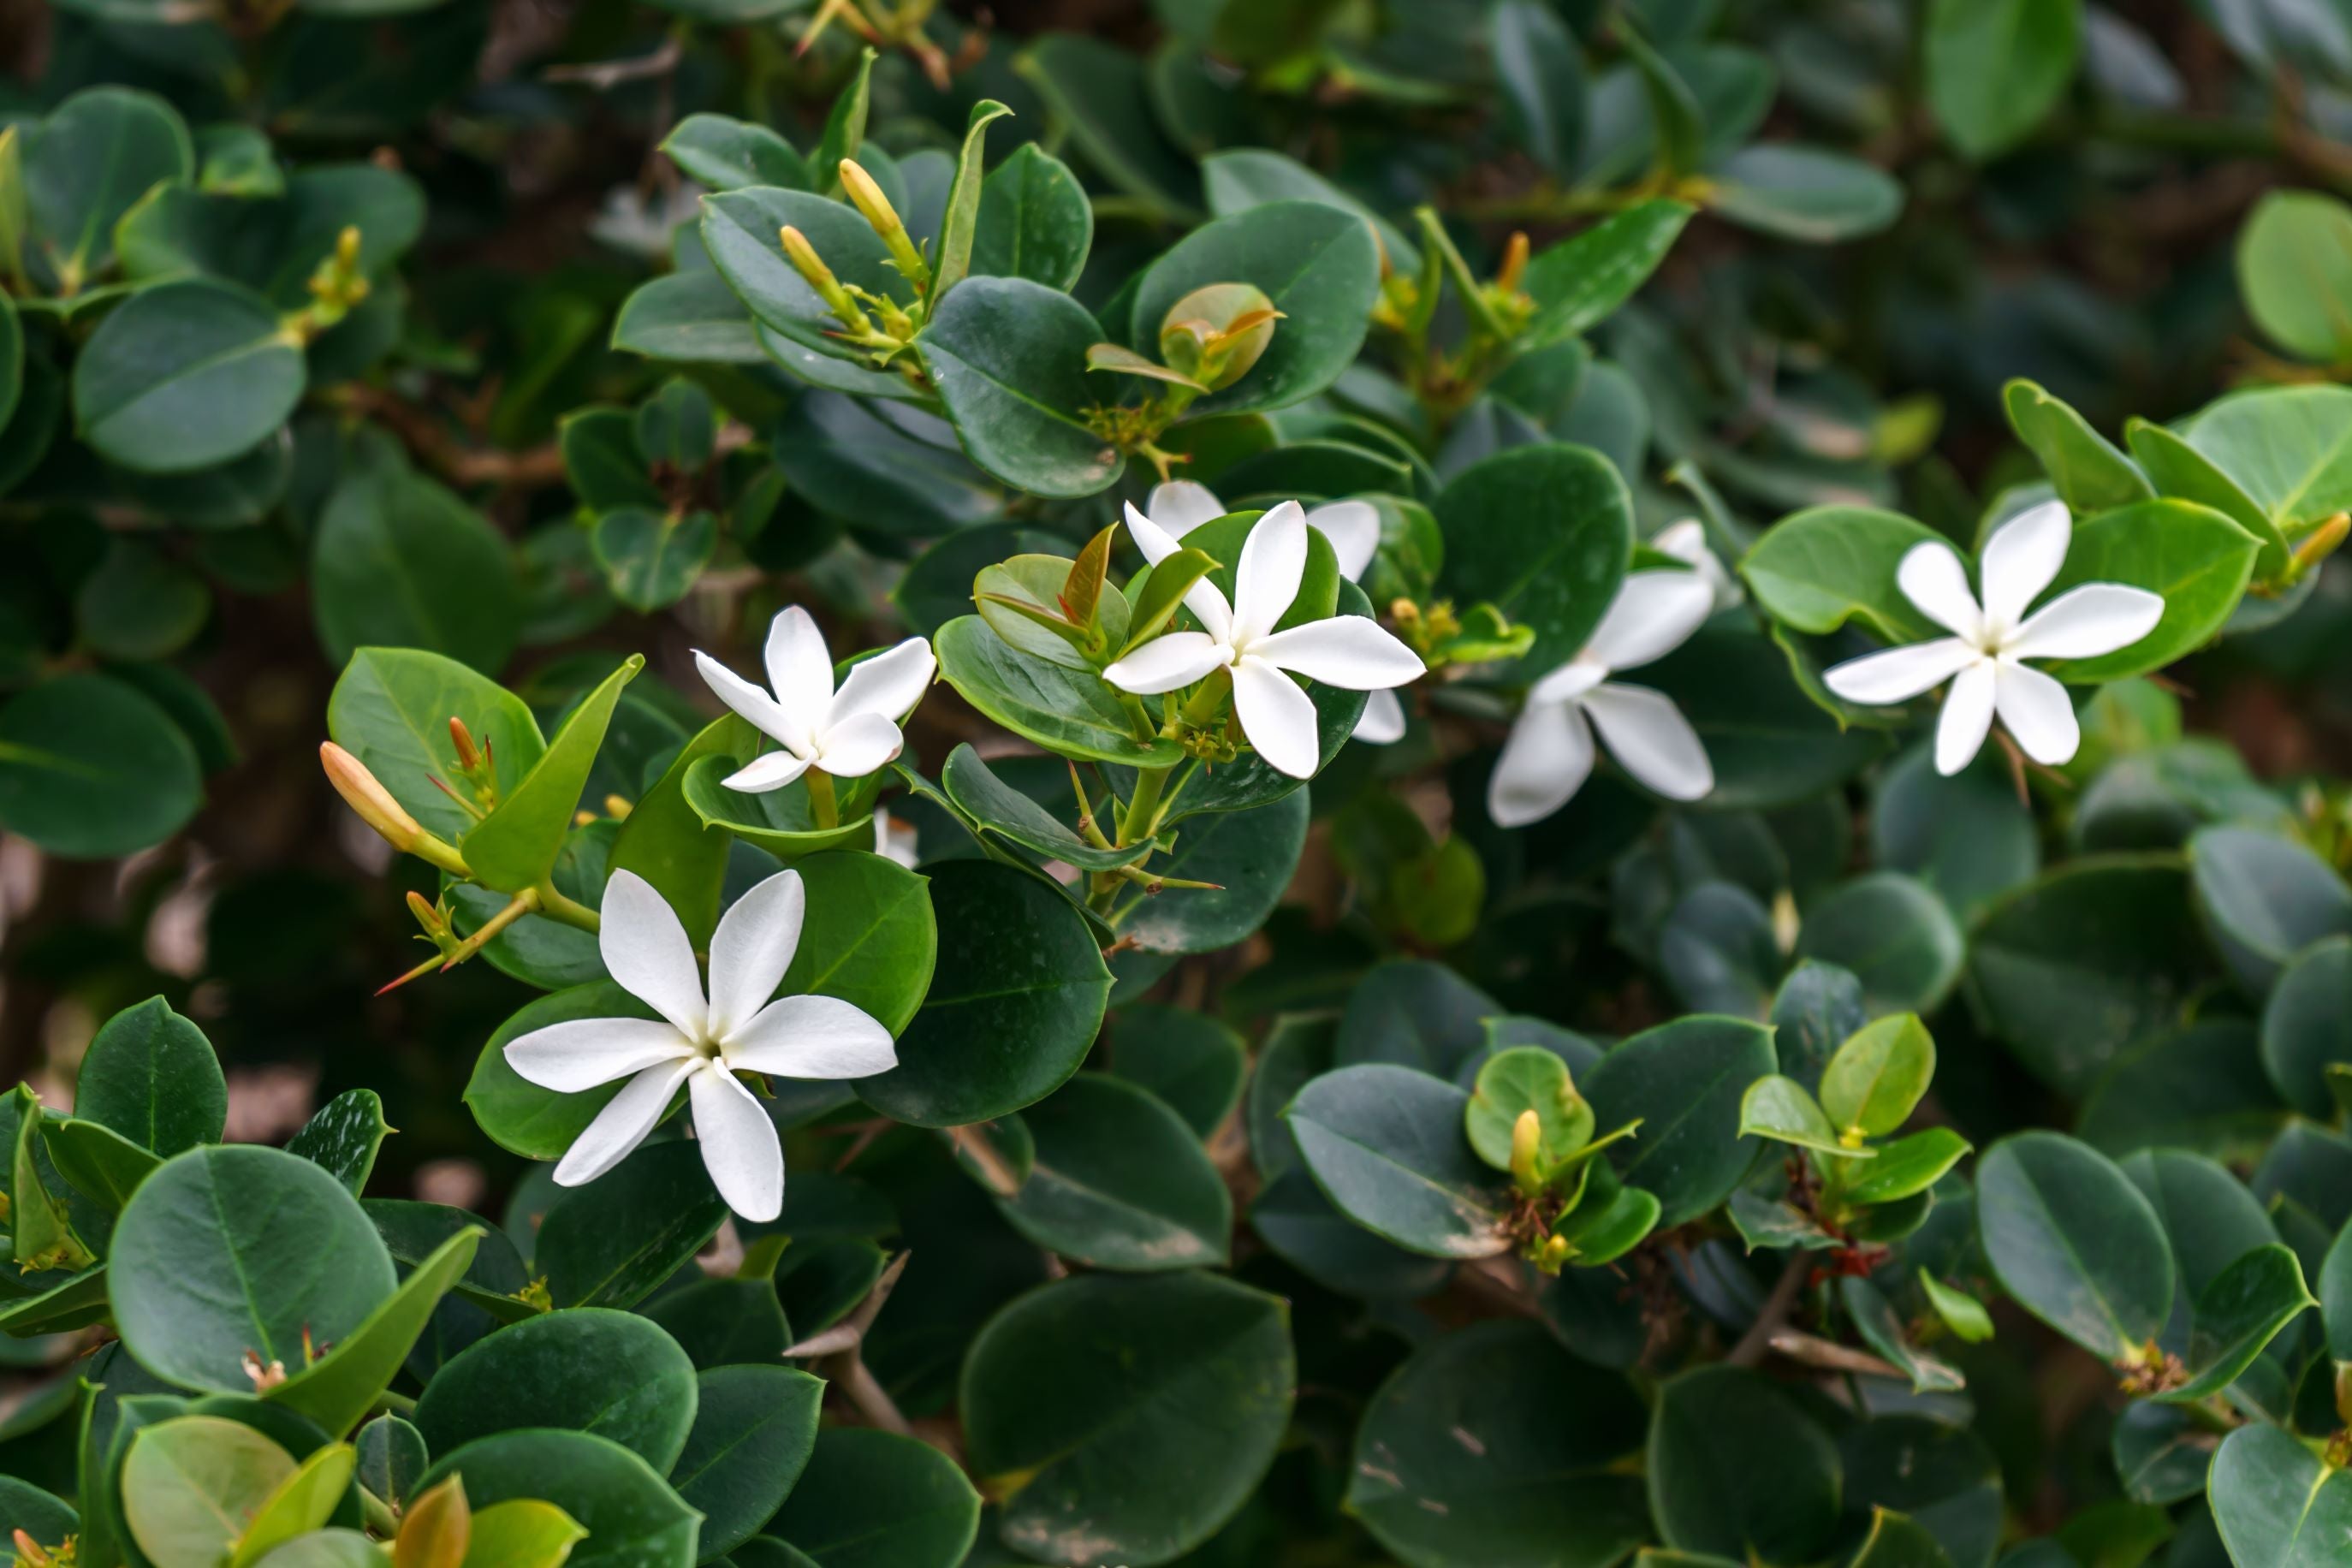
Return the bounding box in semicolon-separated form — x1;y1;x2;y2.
1821;500;2162;776
1488;570;1717;829
694;606;935;793
1148;481;1407;744
503;869;895;1221
1108;500;1424;779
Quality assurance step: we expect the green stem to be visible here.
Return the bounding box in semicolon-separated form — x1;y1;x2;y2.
807;768;840;829
1118;766;1171;847
534;880;601;934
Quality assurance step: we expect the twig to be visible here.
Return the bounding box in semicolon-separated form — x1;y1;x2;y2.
545;34;684;90
946;1123;1022;1197
785;1251;918;1439
1727;1255;1809;1369
1767;1329;1904;1381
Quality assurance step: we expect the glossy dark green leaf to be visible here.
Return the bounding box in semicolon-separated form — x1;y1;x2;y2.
74;280;304;474
2077;1019;2286;1163
535;1142;728;1310
40;1116;160;1213
1014;33;1201;222
672;1365;823;1560
1796;873;1964;1014
935;616;1184;767
662;114;810;193
613;271;764;364
680;754;881;860
962;1271;1291;1565
1436;442;1632;672
995;1073;1230;1269
2191;825;2352;995
2208;1422;2352;1568
0;673;202;858
1248;1166;1453;1299
1739;506;1947;643
2260;935;2352;1119
1583;1015;1777;1228
283;1089;390;1197
1492;0;1586;175
1286;1064;1512;1257
413;1307;697;1470
593;509;716;612
466;654;642;892
1705;146;1904;242
767;1427;978;1568
25;86;193;291
1107;792;1310;956
1648;1365;1843;1564
969;143;1093;292
312;457;520;674
1349;1320;1648;1568
1201;148;1420;274
326;646;545;842
918;275;1123;499
110;1145;398;1394
1976;1131;2174;1360
1106;1004;1246;1138
2163;1244;2313;1402
1520;199;1693;346
75;996;224;1156
941;744;1152;870
1926;0;2082;158
416;1428;699;1568
701;187;910;361
856;858;1110;1126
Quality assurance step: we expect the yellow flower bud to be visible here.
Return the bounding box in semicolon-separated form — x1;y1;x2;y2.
321;742;422;852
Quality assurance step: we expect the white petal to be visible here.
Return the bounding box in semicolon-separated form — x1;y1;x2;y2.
1232;502;1309;647
811;711;903;779
1822;638;1981;705
1232;654;1322;779
1127;502;1234;642
552;1057;697;1187
829;637;935;729
1102;632;1231;695
721;751;811;794
694;650;804;754
1897;543;1986;643
1487;700;1595;828
688;1063;783;1221
1353;686;1405;744
1529;660;1607;705
1583;683;1713;801
503;1017;694;1094
1248;615;1424;688
1305;500;1381;581
1993;661;2080;767
763;606;836;737
1655;521;1742;610
598;870;708;1038
1583;572;1715;673
705;869;805;1042
724;993;900;1078
1980;500;2073;634
1934;660;1999;776
1148;479;1227;536
2007;584;2165;662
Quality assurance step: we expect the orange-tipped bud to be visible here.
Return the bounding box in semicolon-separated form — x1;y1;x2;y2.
1498;230;1529;294
322;742;422;852
839;158;901;238
779;224;837;293
448;716;480;770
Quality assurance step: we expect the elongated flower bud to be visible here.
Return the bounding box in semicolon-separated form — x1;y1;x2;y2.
780;224;876;334
321;742;421;852
840;159;930;291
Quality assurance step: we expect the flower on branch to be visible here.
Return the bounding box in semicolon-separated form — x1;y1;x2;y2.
1488;571;1717;828
1108;500;1424;779
502;869;895;1221
1821;500;2162;775
694;606;935;793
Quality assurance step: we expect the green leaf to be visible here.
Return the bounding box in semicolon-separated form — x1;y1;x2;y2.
971;143;1093;292
2077;1019;2286;1163
593;509;716;613
229;1441;355;1567
662;114;810;193
612;270;763;364
2261;935;2352;1120
1841;1280;1964;1395
1739;1073;1850;1156
2125;417;2288;581
1976;1131;2174;1360
1704;145;1904;242
0;1478;74;1557
534;1142;728;1310
1492;0;1586;175
962;1271;1291;1565
1438;442;1634;671
941;744;1152;871
1014;34;1202;223
767;1427;979;1568
1286;1064;1512;1256
266;1227;478;1438
812;48;875;189
1797;872;1964;1014
465;983;653;1161
327;646;545;843
935;616;1184;767
1336;959;1500;1078
1648;1366;1843;1564
931;99;1013;300
0;672;203;858
25;86;193;292
857;858;1109;1126
1925;0;2083;158
671;1365;823;1560
1118;545;1221;656
1201;147;1419;275
701;187;910;361
73;279;305;474
111;1145;399;1395
318;454;519;676
2031;499;2257;684
2183;383;2352;538
1921;1271;1996;1345
40;1116;161;1212
1739;506;1947;642
75;538;211;662
2162;1243;2313;1402
917;275;1124;499
2208;1422;2352;1568
75;995;225;1155
465;655;641;892
2193;826;2352;994
1849;1510;1962;1568
1130;201;1380;415
1249;1166;1453;1298
1104;1005;1245;1139
678;753;882;862
415;1429;699;1568
285;1089;392;1197
995;1073;1231;1269
1347;1319;1648;1568
1820;1014;1935;1139
1465;1044;1595;1172
1106;792;1310;956
122;1416;296;1568
1520;199;1693;346
415;1307;698;1472
462;1501;589;1568
1843;1128;1972;1205
2237;189;2352;364
1584;1015;1778;1227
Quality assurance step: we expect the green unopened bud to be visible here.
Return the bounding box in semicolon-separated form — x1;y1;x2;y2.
1509;1108;1544;1193
1159;282;1280;392
781;224;876;336
840;158;930;292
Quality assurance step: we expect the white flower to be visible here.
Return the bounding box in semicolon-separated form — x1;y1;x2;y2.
1107;501;1424;779
695;607;935;793
873;805;919;868
1820;501;2162;776
502;869;895;1221
1354;687;1407;744
1654;520;1743;611
1147;480;1383;583
1488;571;1717;828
